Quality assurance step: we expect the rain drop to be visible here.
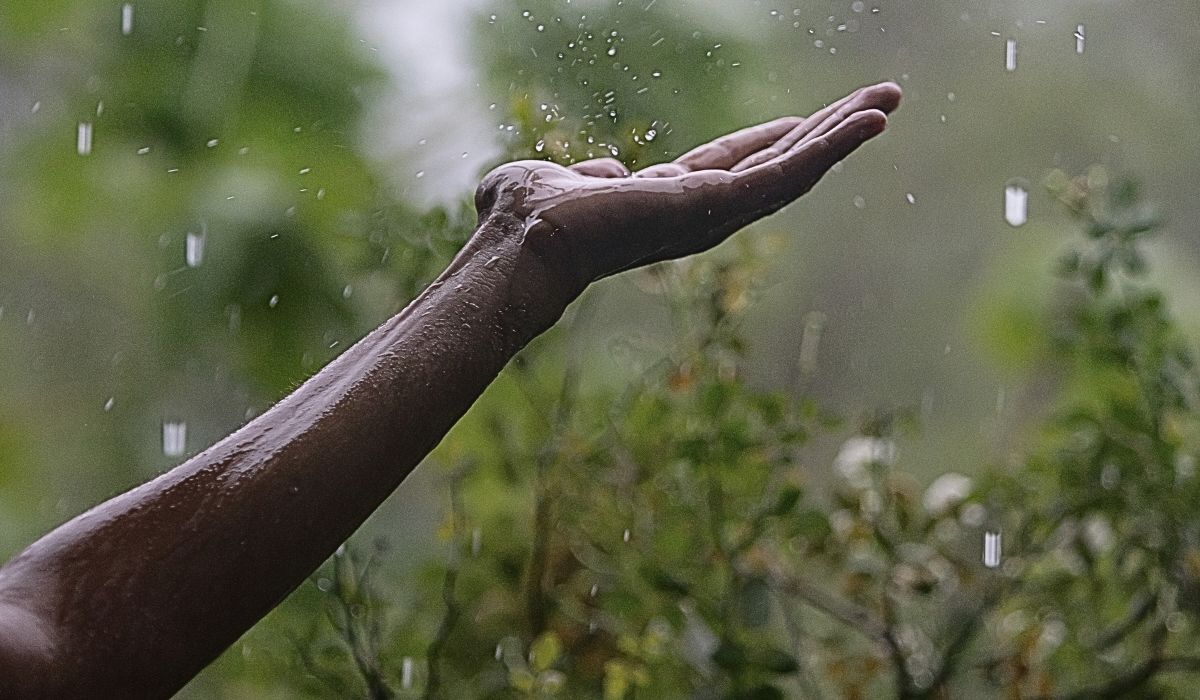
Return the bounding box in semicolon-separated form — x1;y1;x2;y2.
76;122;93;156
401;657;414;690
104;397;115;412
121;4;134;36
1005;39;1017;72
905;192;916;204
983;530;1002;568
268;294;279;308
1004;181;1028;227
185;227;206;267
162;421;187;457
1074;24;1085;54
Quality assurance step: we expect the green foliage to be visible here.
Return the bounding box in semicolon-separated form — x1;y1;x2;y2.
281;172;1200;698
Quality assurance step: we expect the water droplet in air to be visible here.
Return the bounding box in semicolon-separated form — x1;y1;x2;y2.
342;285;353;299
1005;39;1017;72
268;294;279;308
1004;181;1028;227
206;138;219;148
76;122;93;155
607;46;617;56
534;140;545;152
983;530;1002;568
121;4;134;35
104;397;115;411
471;527;482;556
162;420;187;457
1074;24;1085;54
137;146;151;155
401;657;414;689
622;528;631;542
905;192;916;204
494;643;503;660
185;227;207;267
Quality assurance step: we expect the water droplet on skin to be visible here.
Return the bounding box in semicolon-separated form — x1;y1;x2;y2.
983;530;1002;568
162;420;187;457
1005;38;1017;72
76;122;93;155
121;3;134;35
1004;182;1028;227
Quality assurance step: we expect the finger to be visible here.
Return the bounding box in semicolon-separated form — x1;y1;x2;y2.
671;115;804;172
569;158;632;178
731;82;902;172
725;109;888;215
634;162;690;178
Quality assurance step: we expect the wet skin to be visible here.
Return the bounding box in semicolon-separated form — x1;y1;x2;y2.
0;82;900;698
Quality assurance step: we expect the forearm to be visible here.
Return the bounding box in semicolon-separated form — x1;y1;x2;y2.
0;209;572;698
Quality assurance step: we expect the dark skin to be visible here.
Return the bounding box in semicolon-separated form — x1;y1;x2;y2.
0;82;900;698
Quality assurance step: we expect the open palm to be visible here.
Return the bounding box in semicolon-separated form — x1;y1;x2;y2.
475;81;902;287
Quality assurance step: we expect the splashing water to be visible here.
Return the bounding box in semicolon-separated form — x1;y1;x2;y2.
162;421;187;457
1004;182;1028;227
76;122;93;155
1005;39;1017;72
983;530;1002;568
121;4;134;35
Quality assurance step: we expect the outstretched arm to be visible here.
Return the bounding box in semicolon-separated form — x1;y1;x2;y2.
0;82;900;698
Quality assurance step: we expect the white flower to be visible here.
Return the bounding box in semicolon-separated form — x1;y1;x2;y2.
834;437;896;489
922;473;973;515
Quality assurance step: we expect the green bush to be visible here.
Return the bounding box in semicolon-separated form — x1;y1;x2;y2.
277;170;1200;699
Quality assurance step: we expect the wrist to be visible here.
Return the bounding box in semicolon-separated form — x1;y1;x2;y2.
458;210;585;350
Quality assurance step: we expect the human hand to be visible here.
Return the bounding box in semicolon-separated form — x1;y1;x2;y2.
474;82;901;292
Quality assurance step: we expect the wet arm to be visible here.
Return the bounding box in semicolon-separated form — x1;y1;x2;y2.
0;208;574;699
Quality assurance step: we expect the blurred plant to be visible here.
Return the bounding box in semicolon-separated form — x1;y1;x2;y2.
280;170;1200;699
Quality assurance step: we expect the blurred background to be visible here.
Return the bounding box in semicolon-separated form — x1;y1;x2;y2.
1;0;1198;695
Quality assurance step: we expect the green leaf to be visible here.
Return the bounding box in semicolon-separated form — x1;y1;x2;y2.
769;486;803;516
738;577;771;628
530;631;562;673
